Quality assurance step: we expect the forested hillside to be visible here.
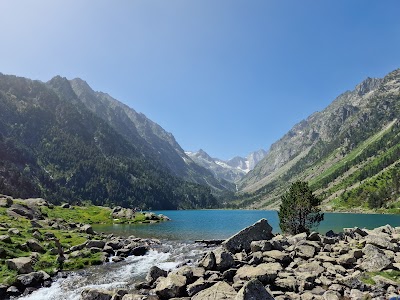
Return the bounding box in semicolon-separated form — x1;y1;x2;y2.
0;74;219;209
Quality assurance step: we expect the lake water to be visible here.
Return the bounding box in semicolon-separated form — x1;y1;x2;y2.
94;210;400;241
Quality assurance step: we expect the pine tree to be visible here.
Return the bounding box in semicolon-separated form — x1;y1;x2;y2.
278;181;324;234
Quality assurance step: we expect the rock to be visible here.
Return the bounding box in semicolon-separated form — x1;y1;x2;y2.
30;220;42;228
275;276;298;292
7;203;43;220
112;256;125;263
0;235;11;243
26;239;45;252
322;290;340;300
287;232;307;245
250;240;272;252
32;231;42;240
80;224;95;235
86;240;105;249
359;252;392;272
200;251;216;270
8;228;20;235
131;246;148;256
295;244;316;259
70;242;87;252
192;281;237;300
337;253;356;266
80;288;114;300
0;197;13;207
0;247;6;258
372;275;399;288
213;247;235;271
364;234;398;251
234;262;282;284
338;274;365;290
186;278;214;297
307;232;321;242
295;261;325;277
7;286;20;296
6;257;34;274
106;240;123;250
146;266;167;284
154;273;187;299
263;250;291;264
235;279;274;300
60;203;70;208
16;271;50;288
222;219;273;253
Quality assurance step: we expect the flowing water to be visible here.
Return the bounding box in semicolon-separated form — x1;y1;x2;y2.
18;210;400;299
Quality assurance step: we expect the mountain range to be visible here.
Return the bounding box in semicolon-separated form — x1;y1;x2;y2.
185;149;267;183
0;73;233;209
234;69;400;211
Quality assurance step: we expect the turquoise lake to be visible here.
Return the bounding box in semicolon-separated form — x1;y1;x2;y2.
93;210;400;242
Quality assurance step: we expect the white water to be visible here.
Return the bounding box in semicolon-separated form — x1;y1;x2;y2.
19;242;206;300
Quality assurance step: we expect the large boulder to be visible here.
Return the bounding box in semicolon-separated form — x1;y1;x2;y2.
154;273;187;299
86;240;105;249
26;239;45;253
222;219;274;253
80;224;95;235
6;257;34;274
236;279;274;300
213;247;235;271
199;251;216;270
7;203;43;220
192;281;237;300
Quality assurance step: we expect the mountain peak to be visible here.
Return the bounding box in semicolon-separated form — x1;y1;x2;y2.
355;77;382;96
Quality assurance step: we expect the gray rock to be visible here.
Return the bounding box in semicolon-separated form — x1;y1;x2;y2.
263;250;291;264
222;219;273;253
307;232;321;242
372;275;399;288
200;251;216;270
0;235;11;243
275;276;298;292
80;288;114;300
295;244;316;259
364;234;398;251
186;278;214;297
8;228;20;235
146;266;167;284
213;247;235;271
287;232;307;245
26;239;44;253
16;271;50;288
359;252;392;272
0;197;13;207
86;240;105;249
250;240;272;252
295;261;325;277
337;253;356;266
155;273;187;299
131;246;148;256
80;224;95;235
192;281;237;300
234;262;282;284
6;257;34;274
235;279;274;300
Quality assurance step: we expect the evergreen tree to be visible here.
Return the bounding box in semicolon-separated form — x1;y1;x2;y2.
278;181;324;234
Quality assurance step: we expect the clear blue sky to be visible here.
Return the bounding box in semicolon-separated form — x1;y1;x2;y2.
1;1;400;160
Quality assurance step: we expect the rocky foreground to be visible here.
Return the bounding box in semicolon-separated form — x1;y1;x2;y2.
81;219;400;300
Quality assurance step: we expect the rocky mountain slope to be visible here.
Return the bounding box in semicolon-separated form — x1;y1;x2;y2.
236;69;400;210
186;149;267;183
0;73;225;209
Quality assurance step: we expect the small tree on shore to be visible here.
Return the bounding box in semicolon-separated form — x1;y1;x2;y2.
278;181;324;235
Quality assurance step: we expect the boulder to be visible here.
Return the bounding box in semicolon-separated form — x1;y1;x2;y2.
360;252;392;272
192;281;237;300
213;247;235;271
222;219;273;253
16;271;50;288
131;246;148;256
7;203;43;220
154;273;187;299
6;257;34;274
364;234;398;251
234;262;282;284
250;240;272;252
80;288;114;300
146;266;167;284
263;250;291;264
274;276;298;292
295;244;316;259
86;240;105;249
80;224;95;235
26;239;45;253
0;197;13;207
199;251;216;270
0;235;11;243
235;279;274;300
186;278;215;297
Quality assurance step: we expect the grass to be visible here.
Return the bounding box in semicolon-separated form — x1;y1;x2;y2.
361;270;400;285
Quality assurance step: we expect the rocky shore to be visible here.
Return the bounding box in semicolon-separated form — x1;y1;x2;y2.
80;219;400;300
0;195;169;299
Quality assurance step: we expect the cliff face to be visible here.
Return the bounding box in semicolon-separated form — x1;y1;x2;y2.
237;69;400;209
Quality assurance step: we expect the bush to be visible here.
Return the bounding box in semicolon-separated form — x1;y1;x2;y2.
278;181;324;234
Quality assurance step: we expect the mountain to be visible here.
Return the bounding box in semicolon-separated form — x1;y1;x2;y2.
236;69;400;211
0;73;226;209
186;149;267;183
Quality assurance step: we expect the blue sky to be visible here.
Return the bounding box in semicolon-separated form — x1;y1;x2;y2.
1;1;400;160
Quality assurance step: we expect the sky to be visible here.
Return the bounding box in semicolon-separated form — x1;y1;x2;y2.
1;1;400;160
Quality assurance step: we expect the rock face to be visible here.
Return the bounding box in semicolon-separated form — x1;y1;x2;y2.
222;218;273;253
